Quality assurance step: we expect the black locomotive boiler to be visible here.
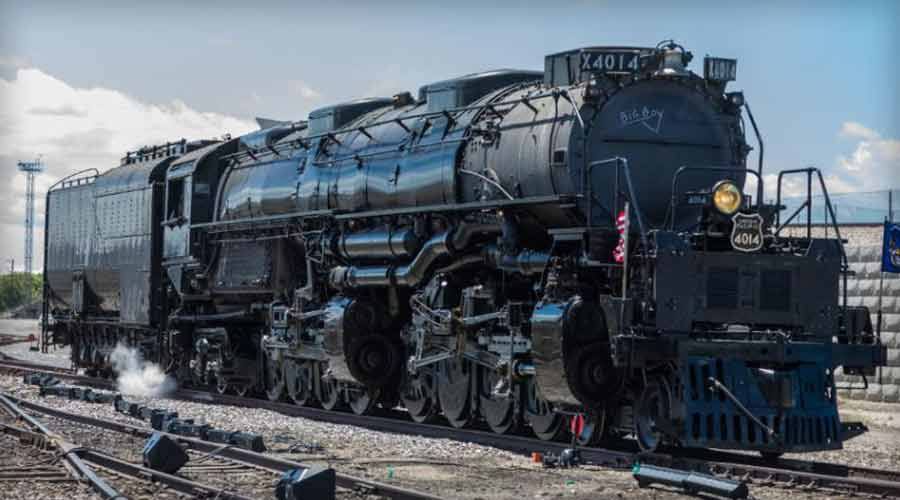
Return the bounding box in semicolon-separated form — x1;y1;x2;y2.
43;41;885;455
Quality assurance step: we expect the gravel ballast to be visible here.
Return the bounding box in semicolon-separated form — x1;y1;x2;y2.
2;371;900;500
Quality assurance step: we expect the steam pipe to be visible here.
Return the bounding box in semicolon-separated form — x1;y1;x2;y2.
450;223;501;251
395;232;453;286
483;245;549;275
334;228;422;260
330;232;450;288
329;223;502;289
171;309;254;323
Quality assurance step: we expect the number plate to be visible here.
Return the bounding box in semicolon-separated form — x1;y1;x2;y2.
580;51;641;74
730;213;764;252
704;57;737;82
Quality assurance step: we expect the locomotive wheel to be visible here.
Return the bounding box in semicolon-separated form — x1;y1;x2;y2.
191;362;208;388
216;381;230;395
346;333;402;388
437;358;473;428
635;377;672;452
575;411;607;446
320;377;341;411
346;385;378;416
264;352;285;402
565;342;620;409
401;371;437;423
284;360;312;406
478;367;518;434
524;382;564;441
233;383;251;398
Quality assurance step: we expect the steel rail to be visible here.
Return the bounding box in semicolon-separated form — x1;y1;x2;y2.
0;393;125;499
78;450;255;500
171;385;900;495
5;395;442;500
0;417;253;500
5;359;900;497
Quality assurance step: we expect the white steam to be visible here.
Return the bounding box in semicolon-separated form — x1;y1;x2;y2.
110;343;176;398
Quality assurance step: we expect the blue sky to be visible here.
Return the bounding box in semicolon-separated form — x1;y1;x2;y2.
0;0;898;269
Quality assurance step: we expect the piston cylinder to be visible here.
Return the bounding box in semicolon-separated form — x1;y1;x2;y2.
334;229;421;260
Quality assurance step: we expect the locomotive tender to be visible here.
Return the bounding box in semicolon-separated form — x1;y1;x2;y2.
43;41;885;455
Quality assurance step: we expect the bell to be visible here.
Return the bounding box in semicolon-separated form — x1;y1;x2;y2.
656;49;689;77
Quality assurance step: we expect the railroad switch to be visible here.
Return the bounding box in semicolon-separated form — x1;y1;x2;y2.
142;433;189;474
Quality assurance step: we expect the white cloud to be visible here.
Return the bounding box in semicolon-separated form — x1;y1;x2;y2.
838;121;879;141
745;122;900;202
0;67;256;272
834;122;900;190
291;80;321;99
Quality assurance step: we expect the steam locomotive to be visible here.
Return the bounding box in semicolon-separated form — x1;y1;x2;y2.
43;41;885;455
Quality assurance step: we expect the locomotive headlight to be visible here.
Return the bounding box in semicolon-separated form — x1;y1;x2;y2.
712;181;742;215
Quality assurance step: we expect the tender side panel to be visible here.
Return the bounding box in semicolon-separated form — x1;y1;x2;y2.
45;183;95;315
87;157;171;324
91;185;157;323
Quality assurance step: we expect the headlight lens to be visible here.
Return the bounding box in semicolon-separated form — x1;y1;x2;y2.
712;181;742;215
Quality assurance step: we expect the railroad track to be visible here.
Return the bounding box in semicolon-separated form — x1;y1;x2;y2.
5;394;440;500
0;335;32;349
0;392;257;499
3;357;900;497
0;416;81;493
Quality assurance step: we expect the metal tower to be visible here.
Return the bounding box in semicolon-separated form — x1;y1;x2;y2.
17;158;44;277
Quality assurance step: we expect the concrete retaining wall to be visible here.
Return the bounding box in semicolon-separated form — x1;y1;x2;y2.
837;241;900;403
779;224;898;402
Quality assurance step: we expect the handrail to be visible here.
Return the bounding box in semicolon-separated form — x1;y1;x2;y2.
586;157;649;252
775;167;849;308
773;200;809;236
220;83;556;165
48;168;100;192
667;165;762;230
744;100;764;203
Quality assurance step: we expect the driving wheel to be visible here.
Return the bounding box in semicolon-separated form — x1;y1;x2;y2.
319;376;341;411
284;359;312;406
264;351;285;402
525;381;564;441
479;367;518;434
346;384;378;415
635;377;672;452
401;370;437;423
438;358;473;428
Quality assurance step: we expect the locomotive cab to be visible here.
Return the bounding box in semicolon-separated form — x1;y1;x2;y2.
162;139;235;299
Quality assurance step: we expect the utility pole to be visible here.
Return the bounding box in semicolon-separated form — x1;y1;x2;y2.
17;157;43;300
